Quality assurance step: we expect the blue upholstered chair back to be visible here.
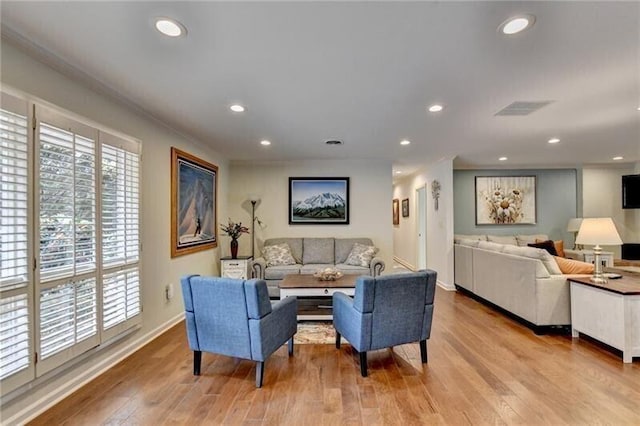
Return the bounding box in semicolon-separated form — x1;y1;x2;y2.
181;275;272;360
353;270;436;350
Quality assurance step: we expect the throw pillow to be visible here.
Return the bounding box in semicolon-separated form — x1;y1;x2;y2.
553;256;594;274
527;240;558;256
262;243;297;267
536;239;565;258
344;243;379;268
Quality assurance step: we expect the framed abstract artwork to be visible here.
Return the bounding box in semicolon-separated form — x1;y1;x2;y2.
171;147;218;257
289;177;349;224
392;198;400;225
475;176;536;225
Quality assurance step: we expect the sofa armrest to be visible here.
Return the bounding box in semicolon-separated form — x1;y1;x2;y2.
251;257;267;279
370;257;385;276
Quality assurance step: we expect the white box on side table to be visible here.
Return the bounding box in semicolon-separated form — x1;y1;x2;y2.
569;276;640;363
564;249;614;267
221;256;253;279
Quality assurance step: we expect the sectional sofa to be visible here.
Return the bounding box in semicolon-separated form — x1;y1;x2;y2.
454;234;590;333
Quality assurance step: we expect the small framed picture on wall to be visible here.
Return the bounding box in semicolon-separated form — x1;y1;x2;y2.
392;199;400;225
402;198;409;217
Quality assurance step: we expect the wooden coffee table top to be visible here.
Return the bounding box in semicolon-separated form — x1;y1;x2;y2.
279;274;361;289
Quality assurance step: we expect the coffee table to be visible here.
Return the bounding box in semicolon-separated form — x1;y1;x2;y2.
279;274;360;320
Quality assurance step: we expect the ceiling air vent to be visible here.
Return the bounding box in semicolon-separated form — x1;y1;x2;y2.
325;140;343;145
495;101;554;116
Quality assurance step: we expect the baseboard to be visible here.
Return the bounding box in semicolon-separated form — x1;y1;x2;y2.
437;280;456;291
393;256;416;271
4;312;185;426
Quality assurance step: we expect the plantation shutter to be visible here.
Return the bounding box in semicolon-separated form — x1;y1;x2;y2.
0;93;34;393
35;107;99;375
101;133;141;340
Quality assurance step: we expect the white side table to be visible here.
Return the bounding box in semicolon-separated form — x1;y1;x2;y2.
221;256;253;279
564;249;614;267
569;276;640;363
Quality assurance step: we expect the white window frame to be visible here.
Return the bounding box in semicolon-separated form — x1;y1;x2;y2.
0;89;142;395
0;93;35;394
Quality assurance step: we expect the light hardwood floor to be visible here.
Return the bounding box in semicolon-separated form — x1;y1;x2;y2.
29;288;640;425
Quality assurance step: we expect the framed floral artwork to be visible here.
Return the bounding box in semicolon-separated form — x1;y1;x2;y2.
171;147;218;257
475;176;536;225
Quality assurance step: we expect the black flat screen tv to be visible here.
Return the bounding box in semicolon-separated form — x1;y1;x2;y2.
622;174;640;209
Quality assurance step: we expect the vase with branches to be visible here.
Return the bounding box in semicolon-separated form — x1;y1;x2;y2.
220;219;249;259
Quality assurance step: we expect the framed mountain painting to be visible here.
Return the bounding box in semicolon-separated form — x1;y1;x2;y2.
171;147;218;257
289;177;349;224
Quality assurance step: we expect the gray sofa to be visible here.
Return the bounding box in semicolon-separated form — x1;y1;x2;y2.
251;237;385;297
454;238;590;333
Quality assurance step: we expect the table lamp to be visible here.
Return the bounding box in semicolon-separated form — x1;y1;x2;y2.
566;218;583;249
574;218;622;283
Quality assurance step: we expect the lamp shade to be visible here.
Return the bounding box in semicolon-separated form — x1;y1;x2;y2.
575;218;623;246
566;218;583;232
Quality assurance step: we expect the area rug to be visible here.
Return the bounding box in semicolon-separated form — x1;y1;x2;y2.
294;322;336;344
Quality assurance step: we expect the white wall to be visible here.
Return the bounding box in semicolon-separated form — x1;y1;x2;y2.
1;40;228;421
392;159;454;290
227;160;393;268
582;165;640;258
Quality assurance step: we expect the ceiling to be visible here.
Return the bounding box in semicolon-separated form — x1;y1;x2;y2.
1;1;639;177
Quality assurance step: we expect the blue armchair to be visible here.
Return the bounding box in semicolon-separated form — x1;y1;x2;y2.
181;275;298;387
333;270;437;377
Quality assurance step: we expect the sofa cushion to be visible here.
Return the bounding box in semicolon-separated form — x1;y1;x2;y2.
477;241;505;252
454;234;486;242
553;256;594;274
303;238;335;264
457;238;481;248
516;234;549;247
335;263;370;275
262;243;297;267
300;264;335;275
502;245;562;275
501;245;551;278
345;243;379;267
487;235;518;246
264;265;301;280
537;239;565;258
335;238;374;264
528;240;558;256
264;238;303;263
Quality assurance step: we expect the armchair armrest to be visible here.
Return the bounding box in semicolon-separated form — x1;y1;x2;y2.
333;292;371;352
251;257;267;279
248;296;297;361
370;257;385;276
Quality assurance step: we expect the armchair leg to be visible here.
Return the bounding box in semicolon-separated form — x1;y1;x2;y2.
288;337;294;356
359;351;368;377
419;340;428;363
336;331;341;349
193;350;202;376
256;361;264;388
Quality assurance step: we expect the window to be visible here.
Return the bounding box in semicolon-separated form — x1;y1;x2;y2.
0;91;141;394
0;93;33;394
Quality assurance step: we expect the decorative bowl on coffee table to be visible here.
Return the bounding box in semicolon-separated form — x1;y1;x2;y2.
314;268;344;281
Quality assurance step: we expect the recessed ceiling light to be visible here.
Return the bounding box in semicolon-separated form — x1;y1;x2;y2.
499;157;508;161
428;104;444;113
499;14;535;35
613;156;623;161
155;18;186;37
637;106;640;111
229;104;245;113
548;138;560;144
260;140;271;146
394;171;402;174
400;139;411;145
